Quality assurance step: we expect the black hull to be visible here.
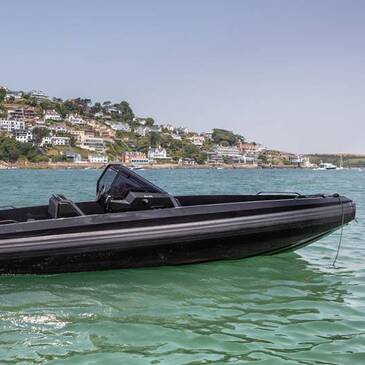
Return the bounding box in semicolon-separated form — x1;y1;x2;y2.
0;200;355;274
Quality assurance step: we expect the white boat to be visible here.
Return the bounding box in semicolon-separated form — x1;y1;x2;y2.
313;162;338;170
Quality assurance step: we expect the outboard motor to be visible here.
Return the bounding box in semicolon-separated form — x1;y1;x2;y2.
96;164;180;212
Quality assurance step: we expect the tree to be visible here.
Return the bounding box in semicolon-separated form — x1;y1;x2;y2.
212;129;237;146
145;118;154;127
116;101;134;123
149;132;161;148
0;88;6;103
31;127;50;145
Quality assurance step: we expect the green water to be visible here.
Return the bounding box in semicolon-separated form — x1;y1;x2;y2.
0;169;364;364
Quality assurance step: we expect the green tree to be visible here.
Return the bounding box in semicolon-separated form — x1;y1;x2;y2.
0;88;6;103
32;127;50;144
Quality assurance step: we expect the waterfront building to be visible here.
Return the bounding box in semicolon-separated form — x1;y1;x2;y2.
147;146;169;161
88;155;109;164
121;151;149;165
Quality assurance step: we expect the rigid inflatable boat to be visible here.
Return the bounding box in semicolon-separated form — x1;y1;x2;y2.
0;164;356;274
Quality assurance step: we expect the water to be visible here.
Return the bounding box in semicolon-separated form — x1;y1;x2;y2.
0;168;364;364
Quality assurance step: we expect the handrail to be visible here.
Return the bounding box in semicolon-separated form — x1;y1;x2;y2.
256;191;302;196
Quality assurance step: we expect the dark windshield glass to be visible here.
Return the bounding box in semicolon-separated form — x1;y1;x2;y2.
97;167;118;194
111;170;163;199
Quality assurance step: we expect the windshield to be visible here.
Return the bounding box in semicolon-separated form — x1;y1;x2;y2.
97;165;166;201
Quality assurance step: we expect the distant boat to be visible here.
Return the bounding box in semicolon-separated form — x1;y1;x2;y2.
313;161;339;170
130;166;145;171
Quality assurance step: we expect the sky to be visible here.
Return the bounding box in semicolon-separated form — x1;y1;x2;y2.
1;0;364;154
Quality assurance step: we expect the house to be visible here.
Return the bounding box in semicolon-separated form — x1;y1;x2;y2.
5;90;22;101
179;157;196;166
48;123;67;133
41;136;70;146
7;108;37;122
88;155;108;164
135;126;152;137
79;136;105;152
188;135;205;146
12;129;33;143
108;122;131;132
30;90;49;102
121;151;149;165
147;146;169;161
208;145;243;164
171;133;182;140
67;114;85;125
44;110;63;122
162;124;175;132
0;119;26;132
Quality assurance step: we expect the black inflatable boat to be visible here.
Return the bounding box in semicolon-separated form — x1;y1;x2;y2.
0;164;356;274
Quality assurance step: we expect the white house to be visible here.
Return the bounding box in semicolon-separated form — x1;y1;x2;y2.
30;90;49;102
48;123;67;133
44;110;63;122
41;136;70;147
109;122;131;132
188;135;205;146
148;146;169;161
67;114;85;125
171;133;182;140
0;119;25;131
5;90;22;101
80;136;105;152
12;130;33;143
88;155;109;164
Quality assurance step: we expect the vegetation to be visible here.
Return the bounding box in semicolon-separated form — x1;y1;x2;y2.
212;129;244;146
0;136;47;163
307;154;365;168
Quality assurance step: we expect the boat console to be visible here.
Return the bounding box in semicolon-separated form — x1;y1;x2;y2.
96;164;180;212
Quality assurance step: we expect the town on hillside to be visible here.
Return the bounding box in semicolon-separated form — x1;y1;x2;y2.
0;85;312;168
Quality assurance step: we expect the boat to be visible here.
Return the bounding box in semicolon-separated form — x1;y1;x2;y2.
313;161;338;170
0;164;356;274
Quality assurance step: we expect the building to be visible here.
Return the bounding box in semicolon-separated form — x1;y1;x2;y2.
41;136;70;146
79;136;105;152
44;110;63;122
179;157;197;166
135;126;152;137
0;119;26;132
30;90;49;102
108;122;131;132
236;140;265;155
5;90;22;101
48;123;67;133
88;155;109;164
188;135;205;146
121;151;149;165
147;146;169;161
67;114;85;125
7;108;37;122
171;133;182;140
209;145;241;158
162;124;175;132
12;129;33;143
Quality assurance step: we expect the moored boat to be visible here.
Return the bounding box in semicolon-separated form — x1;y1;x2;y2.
0;164;356;274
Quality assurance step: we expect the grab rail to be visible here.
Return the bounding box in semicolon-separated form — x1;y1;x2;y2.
256;191;302;196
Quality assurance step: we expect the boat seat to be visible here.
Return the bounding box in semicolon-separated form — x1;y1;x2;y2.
49;194;85;219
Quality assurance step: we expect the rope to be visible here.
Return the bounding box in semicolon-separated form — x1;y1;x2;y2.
332;196;345;267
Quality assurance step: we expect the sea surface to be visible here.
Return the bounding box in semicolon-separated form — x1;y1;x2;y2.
0;168;364;365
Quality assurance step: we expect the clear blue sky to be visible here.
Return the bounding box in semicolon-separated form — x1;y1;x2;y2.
1;0;364;153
